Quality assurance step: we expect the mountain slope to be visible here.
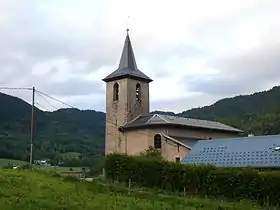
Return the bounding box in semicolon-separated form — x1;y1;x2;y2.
180;86;280;135
0;92;105;161
1;85;280;161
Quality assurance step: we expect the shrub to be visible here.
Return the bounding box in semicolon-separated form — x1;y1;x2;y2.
88;157;105;177
20;164;31;170
105;153;280;206
139;146;163;160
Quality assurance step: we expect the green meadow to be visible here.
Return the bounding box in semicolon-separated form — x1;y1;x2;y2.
0;170;268;210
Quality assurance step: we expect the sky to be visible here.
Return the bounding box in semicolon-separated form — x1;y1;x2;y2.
1;0;280;113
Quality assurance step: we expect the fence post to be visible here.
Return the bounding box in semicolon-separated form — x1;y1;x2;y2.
128;178;131;195
102;168;106;178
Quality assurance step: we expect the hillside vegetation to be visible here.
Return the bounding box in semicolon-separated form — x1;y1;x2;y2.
0;170;262;210
180;86;280;135
1;85;280;161
0;92;105;161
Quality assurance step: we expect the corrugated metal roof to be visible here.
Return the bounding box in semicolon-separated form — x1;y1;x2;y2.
122;114;242;133
102;32;152;83
181;135;280;168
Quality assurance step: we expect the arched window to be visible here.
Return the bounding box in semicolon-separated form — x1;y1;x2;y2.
154;134;161;149
136;83;141;101
113;83;119;101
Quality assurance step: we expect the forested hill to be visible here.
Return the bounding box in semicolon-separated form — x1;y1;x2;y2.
179;86;280;135
0;92;105;161
1;85;280;161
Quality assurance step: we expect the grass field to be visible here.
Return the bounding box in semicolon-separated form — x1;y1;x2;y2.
0;158;27;167
0;169;269;210
0;158;84;173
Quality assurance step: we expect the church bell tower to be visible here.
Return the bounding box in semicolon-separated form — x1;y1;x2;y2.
102;30;153;154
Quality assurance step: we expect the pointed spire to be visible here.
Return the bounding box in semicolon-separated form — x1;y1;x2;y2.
118;29;138;70
102;29;153;83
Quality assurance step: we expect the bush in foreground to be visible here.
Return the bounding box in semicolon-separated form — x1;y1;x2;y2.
105;153;280;206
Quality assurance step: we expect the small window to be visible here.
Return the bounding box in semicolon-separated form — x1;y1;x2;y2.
113;83;119;101
136;83;141;101
154;134;161;149
175;157;180;163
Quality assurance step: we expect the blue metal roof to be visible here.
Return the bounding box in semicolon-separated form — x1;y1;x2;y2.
181;135;280;168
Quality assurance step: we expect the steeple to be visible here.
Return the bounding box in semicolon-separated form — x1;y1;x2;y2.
102;29;153;83
118;29;137;70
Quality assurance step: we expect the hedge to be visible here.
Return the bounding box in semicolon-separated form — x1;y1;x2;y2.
105;153;280;206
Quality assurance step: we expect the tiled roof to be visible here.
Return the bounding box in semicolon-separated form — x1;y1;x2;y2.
181;135;280;168
122;114;242;133
102;32;152;83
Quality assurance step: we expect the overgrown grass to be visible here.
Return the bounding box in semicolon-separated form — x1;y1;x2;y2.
0;170;270;210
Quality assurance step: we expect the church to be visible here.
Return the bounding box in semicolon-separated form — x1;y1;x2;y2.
102;30;243;162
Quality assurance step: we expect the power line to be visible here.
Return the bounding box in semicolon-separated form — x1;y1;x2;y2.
0;86;161;156
1;87;142;135
35;102;49;111
36;91;59;110
0;87;32;90
0;86;79;111
35;90;76;109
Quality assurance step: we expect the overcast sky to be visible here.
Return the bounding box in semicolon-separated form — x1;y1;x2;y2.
1;0;280;113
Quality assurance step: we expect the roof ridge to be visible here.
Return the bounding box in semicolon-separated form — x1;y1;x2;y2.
177;115;241;129
146;114;157;124
157;114;171;123
160;133;192;149
121;114;243;133
123;114;142;127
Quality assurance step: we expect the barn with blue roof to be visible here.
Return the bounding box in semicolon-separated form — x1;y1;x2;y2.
181;134;280;168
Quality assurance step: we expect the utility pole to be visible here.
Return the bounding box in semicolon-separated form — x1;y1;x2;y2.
29;86;35;168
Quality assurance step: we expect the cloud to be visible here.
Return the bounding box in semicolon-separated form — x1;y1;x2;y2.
40;78;104;97
0;53;34;86
186;39;280;96
151;93;221;113
1;0;280;113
